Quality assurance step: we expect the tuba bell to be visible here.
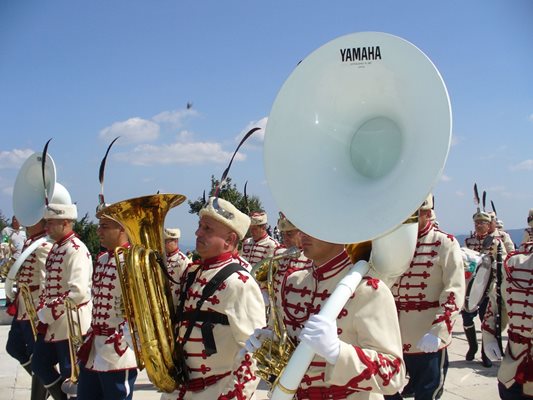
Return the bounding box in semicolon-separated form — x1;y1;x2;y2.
99;193;188;393
261;31;452;399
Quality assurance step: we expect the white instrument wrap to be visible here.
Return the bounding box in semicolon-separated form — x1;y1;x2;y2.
5;237;48;300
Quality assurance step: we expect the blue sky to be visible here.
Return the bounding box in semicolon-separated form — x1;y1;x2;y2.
1;0;532;250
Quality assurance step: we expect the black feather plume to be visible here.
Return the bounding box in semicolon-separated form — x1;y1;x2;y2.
41;138;52;206
473;183;480;211
214;127;261;197
98;137;119;206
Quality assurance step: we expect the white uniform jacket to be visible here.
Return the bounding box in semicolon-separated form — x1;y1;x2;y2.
241;234;278;266
482;250;533;396
78;248;137;371
37;231;93;342
15;232;52;321
174;252;266;400
278;249;405;399
390;222;465;354
167;248;190;306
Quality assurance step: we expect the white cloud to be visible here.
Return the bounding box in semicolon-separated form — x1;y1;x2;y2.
0;149;34;169
115;141;244;166
440;174;451;182
455;191;465;197
152;108;198;127
528;113;533;122
99;117;160;143
510;159;533;171
236;117;268;148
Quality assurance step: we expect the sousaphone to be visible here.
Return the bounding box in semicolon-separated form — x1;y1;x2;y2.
6;151;71;299
263;32;452;399
264;31;451;244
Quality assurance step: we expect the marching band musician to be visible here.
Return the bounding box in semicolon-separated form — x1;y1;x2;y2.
241;211;279;266
250;230;405;399
385;195;465;400
76;212;138;400
463;211;507;368
172;197;265;399
481;246;533;399
5;218;52;400
164;227;189;305
32;201;93;400
271;213;312;295
487;211;515;254
520;209;533;248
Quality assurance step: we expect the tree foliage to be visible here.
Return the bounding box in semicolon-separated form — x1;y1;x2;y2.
0;210;8;232
188;175;263;216
74;213;101;260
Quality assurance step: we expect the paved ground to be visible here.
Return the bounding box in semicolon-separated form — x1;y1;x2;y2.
0;309;501;400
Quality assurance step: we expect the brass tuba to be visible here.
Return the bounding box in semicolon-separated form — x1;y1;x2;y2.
99;193;187;393
251;247;301;387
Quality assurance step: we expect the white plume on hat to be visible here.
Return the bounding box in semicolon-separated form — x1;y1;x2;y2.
250;211;267;226
164;228;181;240
199;197;250;240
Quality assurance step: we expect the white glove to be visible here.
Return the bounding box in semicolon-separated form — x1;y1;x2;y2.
299;314;340;364
416;333;441;353
239;328;273;358
123;323;134;350
482;331;502;361
261;289;270;307
37;307;47;324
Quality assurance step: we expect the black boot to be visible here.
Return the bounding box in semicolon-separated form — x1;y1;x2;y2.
46;380;67;400
31;375;50;400
464;326;478;361
22;360;33;376
481;345;493;368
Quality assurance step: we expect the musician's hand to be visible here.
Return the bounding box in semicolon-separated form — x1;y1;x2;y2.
240;327;273;357
299;314;340;364
122;324;134;350
482;331;502;361
416;332;441;353
36;307;47;324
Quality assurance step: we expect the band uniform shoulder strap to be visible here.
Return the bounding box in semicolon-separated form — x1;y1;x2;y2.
179;263;247;355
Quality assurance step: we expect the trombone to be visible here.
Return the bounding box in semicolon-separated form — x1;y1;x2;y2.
18;283;38;340
61;298;83;396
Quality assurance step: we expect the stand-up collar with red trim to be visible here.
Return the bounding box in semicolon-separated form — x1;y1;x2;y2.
108;242;130;256
55;231;77;246
418;221;433;238
201;251;236;270
166;248;180;258
313;249;351;281
255;233;268;243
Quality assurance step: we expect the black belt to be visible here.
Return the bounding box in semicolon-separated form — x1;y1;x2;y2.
181;310;229;356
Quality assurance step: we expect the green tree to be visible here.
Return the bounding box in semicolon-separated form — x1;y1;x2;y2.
0;210;8;232
188;175;263;216
74;213;101;260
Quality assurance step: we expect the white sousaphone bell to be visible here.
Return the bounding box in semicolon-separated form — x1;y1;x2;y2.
6;151;72;300
263;32;452;399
